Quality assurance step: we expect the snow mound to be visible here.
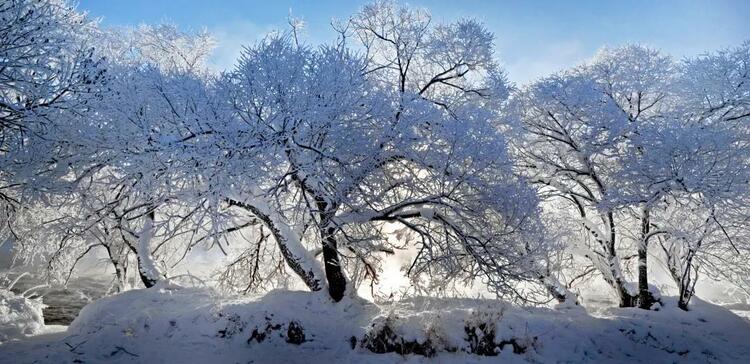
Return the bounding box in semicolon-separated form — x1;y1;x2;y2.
0;288;45;344
62;282;385;363
363;296;750;362
1;285;750;363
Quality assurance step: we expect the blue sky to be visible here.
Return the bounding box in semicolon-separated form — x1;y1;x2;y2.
77;0;750;83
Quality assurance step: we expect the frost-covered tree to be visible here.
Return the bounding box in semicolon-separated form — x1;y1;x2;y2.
614;118;747;309
46;65;221;287
0;0;102;248
0;0;99;147
650;42;750;309
6;0;748;312
630;41;750;309
195;1;554;303
514;42;750;309
352;1;567;299
510;46;675;307
96;24;215;74
6;15;218;288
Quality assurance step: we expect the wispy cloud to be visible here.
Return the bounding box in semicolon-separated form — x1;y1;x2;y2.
500;39;590;85
207;20;275;73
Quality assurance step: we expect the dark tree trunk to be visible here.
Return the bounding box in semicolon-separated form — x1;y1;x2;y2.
678;297;690;311
636;247;653;309
667;261;693;311
617;286;638;307
281;149;348;302
136;257;159;288
637;208;656;309
677;254;697;311
321;226;346;302
317;201;347;302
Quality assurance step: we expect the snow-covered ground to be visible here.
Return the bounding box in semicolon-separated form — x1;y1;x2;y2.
0;288;46;344
1;284;749;363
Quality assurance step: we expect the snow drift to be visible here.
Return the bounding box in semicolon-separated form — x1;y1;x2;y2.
0;288;45;344
1;283;750;363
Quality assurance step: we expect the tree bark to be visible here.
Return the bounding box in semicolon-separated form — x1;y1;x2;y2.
102;238;129;292
113;259;128;292
540;274;578;305
283;142;347;301
678;294;690;311
605;211;637;308
119;208;164;288
677;255;697;311
613;273;637;307
637;208;657;309
226;198;324;292
317;204;347;302
135;209;162;288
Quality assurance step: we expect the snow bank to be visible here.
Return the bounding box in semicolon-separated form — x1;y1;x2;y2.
0;288;45;344
362;296;750;362
1;284;750;363
60;282;390;363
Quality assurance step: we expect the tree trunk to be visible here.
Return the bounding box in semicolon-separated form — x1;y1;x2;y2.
133;208;164;288
226;198;325;292
637;208;656;309
666;259;693;311
580;210;637;307
614;278;637;307
636;247;653;309
606;212;637;308
539;274;578;305
283;147;347;301
678;294;690;311
317;201;347;302
677;257;697;311
136;259;159;288
102;238;129;292
604;254;637;307
321;225;347;302
113;259;128;292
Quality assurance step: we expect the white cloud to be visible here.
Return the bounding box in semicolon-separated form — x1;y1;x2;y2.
500;39;590;85
207;20;276;73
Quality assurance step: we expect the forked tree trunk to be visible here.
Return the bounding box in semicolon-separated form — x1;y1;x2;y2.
677;254;698;311
284;145;348;301
580;210;637;307
102;238;129;292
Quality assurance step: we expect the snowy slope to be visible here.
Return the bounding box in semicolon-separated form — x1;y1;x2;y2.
0;283;749;363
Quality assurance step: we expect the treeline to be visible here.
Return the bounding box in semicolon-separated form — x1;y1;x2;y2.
1;0;749;310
